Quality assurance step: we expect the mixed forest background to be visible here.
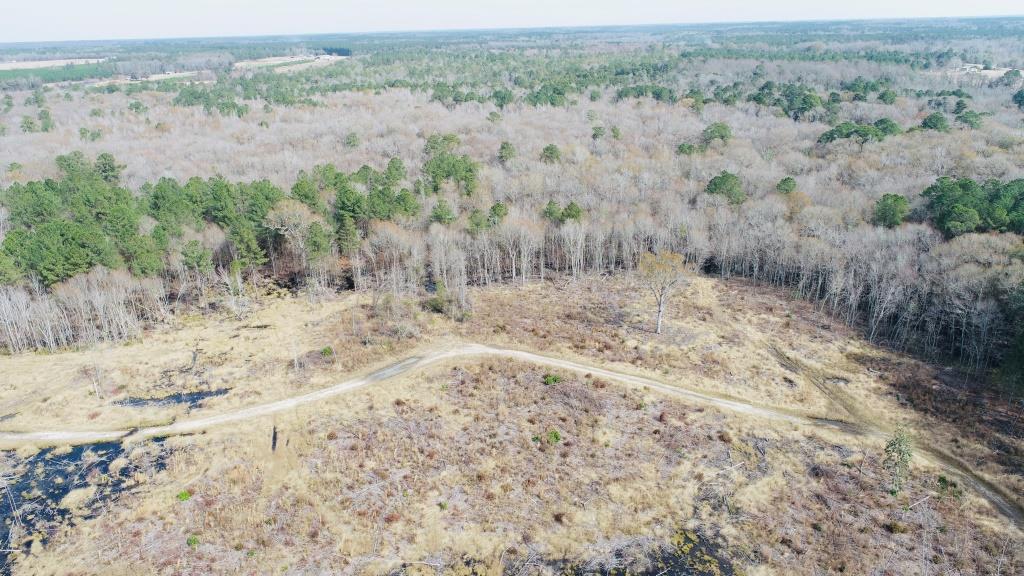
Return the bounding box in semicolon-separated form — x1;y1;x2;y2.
1;18;1024;391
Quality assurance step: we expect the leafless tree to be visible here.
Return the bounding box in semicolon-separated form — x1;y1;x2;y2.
637;251;689;334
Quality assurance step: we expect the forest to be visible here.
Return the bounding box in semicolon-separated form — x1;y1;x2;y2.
2;18;1024;391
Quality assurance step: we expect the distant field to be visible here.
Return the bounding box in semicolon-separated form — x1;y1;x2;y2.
91;70;200;87
232;54;347;73
958;63;1017;80
0;58;105;71
0;60;116;84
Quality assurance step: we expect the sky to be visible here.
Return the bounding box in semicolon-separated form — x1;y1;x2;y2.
3;0;1023;44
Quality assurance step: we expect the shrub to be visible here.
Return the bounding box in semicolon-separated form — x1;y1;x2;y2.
921;112;949;132
540;144;562;164
542;200;563;222
883;427;912;495
676;143;698;156
937;475;964;500
561;201;582;222
956;110;983;129
776;177;797;194
701;122;732;145
541;200;582;224
543;373;562;385
546;430;562;444
20;116;38;133
498;141;516;164
430;199;456;225
873;118;902;136
176;490;192;501
884;521;910;534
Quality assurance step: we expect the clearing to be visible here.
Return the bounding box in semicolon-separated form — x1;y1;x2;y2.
1;275;1022;574
0;58;105;71
231;54;347;73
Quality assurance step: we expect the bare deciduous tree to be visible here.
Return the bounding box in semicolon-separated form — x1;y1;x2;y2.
637;251;688;334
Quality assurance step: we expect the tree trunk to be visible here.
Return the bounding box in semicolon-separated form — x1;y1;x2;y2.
656;296;665;334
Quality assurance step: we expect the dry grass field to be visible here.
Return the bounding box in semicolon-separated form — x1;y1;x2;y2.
0;59;104;71
2;273;1022;574
231;54;347;73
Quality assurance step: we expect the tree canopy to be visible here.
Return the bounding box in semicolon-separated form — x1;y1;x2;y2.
921;177;1024;237
705;171;746;205
873;194;910;228
921;112;950;132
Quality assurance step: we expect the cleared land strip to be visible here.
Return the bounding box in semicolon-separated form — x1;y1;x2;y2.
1;342;1021;529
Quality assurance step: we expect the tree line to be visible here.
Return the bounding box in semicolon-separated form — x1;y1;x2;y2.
2;148;1023;393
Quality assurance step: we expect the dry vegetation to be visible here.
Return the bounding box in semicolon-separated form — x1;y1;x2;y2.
2;51;1021;375
2;19;1024;575
0;283;424;434
0;274;876;435
19;362;1020;575
2;83;1020;195
3;274;1023;574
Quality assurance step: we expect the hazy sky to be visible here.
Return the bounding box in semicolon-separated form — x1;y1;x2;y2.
3;0;1023;43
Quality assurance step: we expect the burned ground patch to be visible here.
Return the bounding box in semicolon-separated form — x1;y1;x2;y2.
113;388;230;410
1;440;167;574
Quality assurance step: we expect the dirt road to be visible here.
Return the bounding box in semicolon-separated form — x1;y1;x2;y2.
2;342;1021;529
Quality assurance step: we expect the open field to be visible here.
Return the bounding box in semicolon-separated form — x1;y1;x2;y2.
0;58;105;71
271;55;348;73
231;54;347;73
13;363;1020;575
0;275;853;437
2;274;1023;574
91;70;202;87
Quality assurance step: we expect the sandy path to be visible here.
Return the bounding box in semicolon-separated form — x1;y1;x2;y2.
1;342;1021;529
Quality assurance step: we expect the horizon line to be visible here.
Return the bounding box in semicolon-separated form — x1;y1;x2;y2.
2;13;1023;48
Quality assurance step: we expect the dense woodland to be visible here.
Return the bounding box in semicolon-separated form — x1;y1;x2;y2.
1;19;1024;391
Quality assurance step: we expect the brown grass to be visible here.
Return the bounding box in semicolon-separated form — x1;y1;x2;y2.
0;289;427;433
15;359;1022;575
4;274;1023;574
